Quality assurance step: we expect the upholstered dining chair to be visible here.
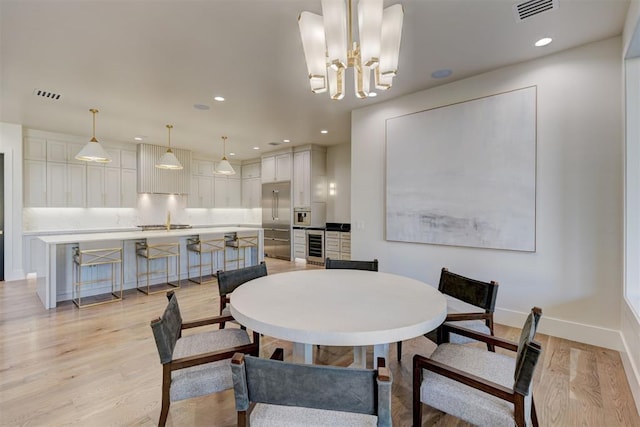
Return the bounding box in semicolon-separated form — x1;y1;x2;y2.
397;267;499;361
325;257;379;271
413;307;542;427
231;348;392;427
217;262;267;329
150;291;260;427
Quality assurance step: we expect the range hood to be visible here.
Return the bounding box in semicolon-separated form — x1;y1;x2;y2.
137;143;191;194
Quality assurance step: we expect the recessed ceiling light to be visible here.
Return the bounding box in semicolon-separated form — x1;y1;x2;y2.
431;69;453;79
229;152;236;156
134;135;146;141
320;130;328;134
535;37;552;47
283;139;290;143
214;96;225;102
253;146;260;150
368;92;377;97
193;104;210;110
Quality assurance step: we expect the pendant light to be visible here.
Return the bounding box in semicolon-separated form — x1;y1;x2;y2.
155;124;183;170
215;136;235;175
75;109;112;162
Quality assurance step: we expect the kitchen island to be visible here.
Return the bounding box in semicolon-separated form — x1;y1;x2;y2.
35;227;263;309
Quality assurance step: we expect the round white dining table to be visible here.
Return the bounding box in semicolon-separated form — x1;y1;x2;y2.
230;269;447;367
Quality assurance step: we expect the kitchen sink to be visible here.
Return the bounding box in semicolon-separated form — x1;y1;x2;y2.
137;224;192;231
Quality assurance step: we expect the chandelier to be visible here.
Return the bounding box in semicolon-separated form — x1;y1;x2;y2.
298;0;403;100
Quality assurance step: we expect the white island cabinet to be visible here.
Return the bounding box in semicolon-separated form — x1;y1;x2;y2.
35;227;264;309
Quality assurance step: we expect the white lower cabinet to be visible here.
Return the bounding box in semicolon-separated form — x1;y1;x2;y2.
294;229;306;259
325;231;351;260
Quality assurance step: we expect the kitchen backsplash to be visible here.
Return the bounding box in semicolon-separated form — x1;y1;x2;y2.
23;193;261;231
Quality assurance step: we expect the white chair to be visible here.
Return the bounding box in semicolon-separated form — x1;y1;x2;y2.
186;233;225;284
72;240;123;308
136;237;181;294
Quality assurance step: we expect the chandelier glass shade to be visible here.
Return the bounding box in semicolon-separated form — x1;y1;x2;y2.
215;136;235;175
75;109;112;163
298;0;403;99
155;124;183;170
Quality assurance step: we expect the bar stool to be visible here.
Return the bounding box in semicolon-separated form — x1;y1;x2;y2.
72;241;123;308
186;233;226;284
235;230;259;269
136;237;181;295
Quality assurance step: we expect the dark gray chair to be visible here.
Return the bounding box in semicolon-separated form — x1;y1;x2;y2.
397;267;499;361
413;307;542;427
150;291;260;426
325;257;379;271
216;262;267;328
231;349;392;427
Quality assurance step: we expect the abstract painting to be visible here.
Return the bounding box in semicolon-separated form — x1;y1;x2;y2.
385;86;536;251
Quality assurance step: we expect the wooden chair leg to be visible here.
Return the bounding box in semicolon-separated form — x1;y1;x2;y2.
412;358;423;427
237;411;248;427
531;395;539;427
397;341;402;362
514;393;526;427
159;364;171;427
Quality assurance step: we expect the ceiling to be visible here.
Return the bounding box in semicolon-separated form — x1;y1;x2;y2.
0;0;629;160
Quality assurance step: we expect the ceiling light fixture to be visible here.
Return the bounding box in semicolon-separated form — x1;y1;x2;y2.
535;37;552;47
215;136;235;175
75;109;112;163
298;0;404;100
320;129;328;134
214;96;225;102
155;124;183;170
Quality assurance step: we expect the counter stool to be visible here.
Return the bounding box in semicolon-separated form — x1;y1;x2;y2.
136;237;181;295
72;241;123;308
234;230;259;269
186;233;226;284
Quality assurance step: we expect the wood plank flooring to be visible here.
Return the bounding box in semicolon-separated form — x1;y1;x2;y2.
1;258;638;426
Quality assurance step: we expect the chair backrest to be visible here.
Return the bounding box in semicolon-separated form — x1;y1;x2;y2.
138;237;181;259
513;307;543;395
438;267;498;312
75;241;123;265
235;230;259;249
231;353;392;425
325;258;379;272
217;262;267;297
150;292;183;364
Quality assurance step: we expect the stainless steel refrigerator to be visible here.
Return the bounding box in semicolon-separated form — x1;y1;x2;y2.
262;181;291;260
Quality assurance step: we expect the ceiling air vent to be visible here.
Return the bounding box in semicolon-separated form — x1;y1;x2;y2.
513;0;558;21
33;88;61;100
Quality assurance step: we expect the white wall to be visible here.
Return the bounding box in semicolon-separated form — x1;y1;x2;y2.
622;0;640;410
352;37;624;350
0;122;25;281
326;143;351;223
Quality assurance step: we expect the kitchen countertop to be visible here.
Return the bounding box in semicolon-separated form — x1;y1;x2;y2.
24;224;261;237
38;226;262;245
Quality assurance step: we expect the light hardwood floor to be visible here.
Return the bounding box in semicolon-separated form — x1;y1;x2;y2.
1;258;638;426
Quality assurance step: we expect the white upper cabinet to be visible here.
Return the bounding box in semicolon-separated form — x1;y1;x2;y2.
24;160;47;207
24;137;47;160
261;152;291;183
47;162;86;207
293;150;311;208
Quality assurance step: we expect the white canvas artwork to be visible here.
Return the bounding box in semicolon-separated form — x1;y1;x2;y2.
385;86;536;251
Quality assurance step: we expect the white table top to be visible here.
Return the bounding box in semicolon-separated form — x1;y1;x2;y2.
38;226;261;245
230;269;447;347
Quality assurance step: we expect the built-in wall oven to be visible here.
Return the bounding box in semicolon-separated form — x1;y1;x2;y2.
306;229;325;264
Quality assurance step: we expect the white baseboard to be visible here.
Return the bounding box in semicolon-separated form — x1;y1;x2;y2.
620;332;640;415
494;308;623;351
